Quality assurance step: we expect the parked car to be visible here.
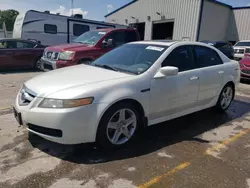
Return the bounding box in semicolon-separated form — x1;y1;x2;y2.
0;38;45;71
14;41;240;148
233;40;250;61
239;56;250;81
40;28;140;71
201;41;234;59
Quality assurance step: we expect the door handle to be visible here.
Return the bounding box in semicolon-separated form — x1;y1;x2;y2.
218;71;224;74
189;76;199;80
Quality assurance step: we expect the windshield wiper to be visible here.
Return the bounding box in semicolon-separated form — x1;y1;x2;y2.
94;64;119;72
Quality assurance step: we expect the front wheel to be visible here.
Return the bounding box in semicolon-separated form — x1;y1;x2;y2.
216;84;234;112
96;103;140;149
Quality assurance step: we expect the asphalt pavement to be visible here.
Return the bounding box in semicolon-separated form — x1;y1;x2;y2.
0;71;250;188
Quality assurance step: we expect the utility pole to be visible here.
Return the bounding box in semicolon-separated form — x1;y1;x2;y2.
71;0;74;16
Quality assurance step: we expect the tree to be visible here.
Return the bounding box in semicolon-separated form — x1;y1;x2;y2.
0;9;19;31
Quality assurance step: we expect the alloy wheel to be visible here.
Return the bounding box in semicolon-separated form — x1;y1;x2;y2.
106;108;137;145
220;86;233;110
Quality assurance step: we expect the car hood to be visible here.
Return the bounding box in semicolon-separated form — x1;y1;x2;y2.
45;43;92;52
24;65;132;97
234;46;248;49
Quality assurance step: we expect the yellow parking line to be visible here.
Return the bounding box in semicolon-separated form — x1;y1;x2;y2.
138;162;190;188
0;106;12;111
137;128;250;188
205;128;250;155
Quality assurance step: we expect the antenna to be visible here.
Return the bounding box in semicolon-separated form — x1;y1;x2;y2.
71;0;74;16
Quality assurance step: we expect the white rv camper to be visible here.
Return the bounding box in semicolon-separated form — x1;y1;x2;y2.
13;10;127;46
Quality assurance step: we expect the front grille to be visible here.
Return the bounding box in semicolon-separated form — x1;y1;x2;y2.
27;124;63;137
19;86;36;106
234;49;245;54
44;51;59;60
242;69;250;75
43;63;53;70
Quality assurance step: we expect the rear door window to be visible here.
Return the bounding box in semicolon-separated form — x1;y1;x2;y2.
162;45;195;72
105;31;126;47
73;24;90;36
16;41;35;48
194;46;223;68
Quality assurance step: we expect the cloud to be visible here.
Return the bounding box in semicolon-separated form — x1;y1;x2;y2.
107;4;113;13
51;6;88;17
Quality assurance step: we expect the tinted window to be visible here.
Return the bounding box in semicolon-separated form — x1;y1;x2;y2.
92;44;167;75
194;46;223;68
215;43;232;49
125;31;138;42
162;46;195;72
16;41;35;48
235;42;250;47
105;31;126;47
73;24;90;36
1;41;17;48
44;24;57;34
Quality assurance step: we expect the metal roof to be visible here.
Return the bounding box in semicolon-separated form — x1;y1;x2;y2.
104;0;250;18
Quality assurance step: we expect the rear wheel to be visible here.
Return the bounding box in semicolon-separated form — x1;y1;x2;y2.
33;59;42;70
216;84;234;112
96;103;141;149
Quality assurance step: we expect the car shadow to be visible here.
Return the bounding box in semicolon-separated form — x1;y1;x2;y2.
29;98;250;164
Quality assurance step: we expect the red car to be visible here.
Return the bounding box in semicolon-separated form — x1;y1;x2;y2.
0;38;45;71
239;56;250;80
40;28;140;70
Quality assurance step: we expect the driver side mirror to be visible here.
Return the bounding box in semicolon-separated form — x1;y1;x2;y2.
102;39;114;48
154;66;179;79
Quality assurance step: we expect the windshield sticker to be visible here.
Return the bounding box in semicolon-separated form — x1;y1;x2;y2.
146;46;164;52
98;32;106;35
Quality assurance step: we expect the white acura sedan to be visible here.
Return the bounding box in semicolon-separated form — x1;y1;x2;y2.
13;41;240;148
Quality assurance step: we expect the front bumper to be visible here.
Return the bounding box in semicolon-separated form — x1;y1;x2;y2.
14;96;104;145
40;57;57;71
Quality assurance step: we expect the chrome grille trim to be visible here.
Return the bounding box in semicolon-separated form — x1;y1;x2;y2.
43;51;59;60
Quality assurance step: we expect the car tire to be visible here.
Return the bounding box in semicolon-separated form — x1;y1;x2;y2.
34;59;42;70
96;103;141;149
215;83;235;112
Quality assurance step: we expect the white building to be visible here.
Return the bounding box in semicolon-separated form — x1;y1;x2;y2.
105;0;250;44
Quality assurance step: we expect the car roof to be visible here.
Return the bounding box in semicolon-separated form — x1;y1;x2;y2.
237;40;250;42
201;41;228;44
131;40;212;47
96;28;136;32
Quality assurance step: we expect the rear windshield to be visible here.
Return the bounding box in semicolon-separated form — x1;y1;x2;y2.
234;42;250;47
92;43;168;75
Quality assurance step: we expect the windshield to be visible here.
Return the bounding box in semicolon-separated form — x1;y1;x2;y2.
92;44;167;75
73;31;106;45
234;42;250;47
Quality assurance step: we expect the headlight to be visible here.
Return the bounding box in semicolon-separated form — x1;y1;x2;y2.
38;97;94;108
58;51;75;60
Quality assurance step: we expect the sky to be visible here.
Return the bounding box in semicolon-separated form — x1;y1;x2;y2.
0;0;250;21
